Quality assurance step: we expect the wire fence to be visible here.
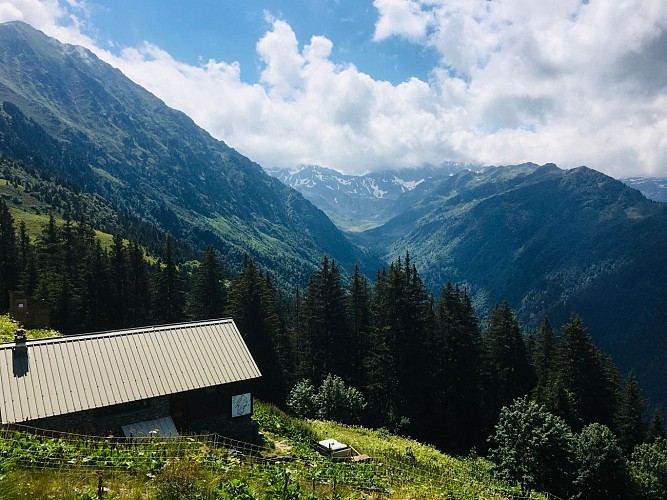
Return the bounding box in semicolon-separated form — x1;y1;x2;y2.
0;424;545;499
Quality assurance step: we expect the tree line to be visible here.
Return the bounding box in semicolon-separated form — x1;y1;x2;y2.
0;201;663;460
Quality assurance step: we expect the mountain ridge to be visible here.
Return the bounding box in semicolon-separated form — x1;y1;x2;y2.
0;21;380;285
270;160;667;405
265;161;472;231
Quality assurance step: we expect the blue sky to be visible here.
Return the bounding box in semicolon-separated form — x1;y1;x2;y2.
87;0;439;85
1;1;667;178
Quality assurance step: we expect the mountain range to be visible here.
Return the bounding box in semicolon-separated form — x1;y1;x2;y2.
0;21;379;285
622;176;667;203
269;162;667;405
265;162;473;231
1;21;666;407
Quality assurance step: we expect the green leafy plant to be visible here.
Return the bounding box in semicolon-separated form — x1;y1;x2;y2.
214;478;256;499
155;458;209;500
488;396;575;496
286;374;366;425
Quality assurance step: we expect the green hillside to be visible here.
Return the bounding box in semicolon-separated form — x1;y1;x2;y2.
0;402;528;499
0;21;381;286
0;157;195;261
354;163;667;406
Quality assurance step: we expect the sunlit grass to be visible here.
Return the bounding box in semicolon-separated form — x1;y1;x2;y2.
0;314;61;343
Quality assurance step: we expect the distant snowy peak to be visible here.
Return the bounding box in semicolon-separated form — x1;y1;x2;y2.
264;162;475;231
621;177;667;203
265;162;470;201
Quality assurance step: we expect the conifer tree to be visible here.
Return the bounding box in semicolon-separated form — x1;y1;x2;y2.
346;264;372;386
108;234;128;328
226;256;285;401
187;245;225;320
481;301;534;431
365;254;431;434
0;201;18;312
430;283;482;451
262;272;293;393
152;235;184;324
54;218;78;331
615;372;645;453
17;221;38;297
126;240;151;327
550;315;617;430
35;214;62;322
81;239;109;332
646;409;666;443
531;316;556;404
364;269;399;428
296;256;349;383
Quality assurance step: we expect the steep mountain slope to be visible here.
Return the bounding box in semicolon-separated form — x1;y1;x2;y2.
0;21;379;284
354;163;667;403
266;162;469;231
622;177;667;202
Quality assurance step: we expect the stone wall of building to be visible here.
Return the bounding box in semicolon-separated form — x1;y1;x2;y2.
24;385;257;442
188;413;255;443
29;396;170;436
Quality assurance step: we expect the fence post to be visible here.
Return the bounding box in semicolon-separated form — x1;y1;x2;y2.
97;471;103;499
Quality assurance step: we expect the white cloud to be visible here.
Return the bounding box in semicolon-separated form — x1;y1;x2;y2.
372;0;431;42
1;1;667;177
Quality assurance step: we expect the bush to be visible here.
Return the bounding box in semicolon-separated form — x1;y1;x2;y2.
573;423;630;499
264;467;316;500
215;478;256;499
316;374;366;424
286;380;317;419
287;374;366;424
631;438;667;499
488;396;574;496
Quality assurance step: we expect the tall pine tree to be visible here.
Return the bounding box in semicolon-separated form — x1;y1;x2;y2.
0;201;18;312
187;245;225;320
481;300;534;433
615;372;645;453
296;256;349;384
429;283;482;452
346;264;372;387
152;235;184;324
531;316;556;404
226;255;285;401
549;315;617;430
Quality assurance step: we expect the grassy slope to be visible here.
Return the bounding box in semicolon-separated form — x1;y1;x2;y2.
0;402;535;499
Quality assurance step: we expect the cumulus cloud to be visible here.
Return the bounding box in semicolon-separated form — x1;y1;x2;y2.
1;0;667;177
372;0;431;42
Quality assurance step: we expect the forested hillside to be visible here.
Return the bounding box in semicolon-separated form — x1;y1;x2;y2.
0;199;660;446
353;162;667;406
2;199;667;496
0;21;379;287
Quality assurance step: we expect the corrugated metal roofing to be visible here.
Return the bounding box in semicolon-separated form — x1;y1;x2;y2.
0;319;261;424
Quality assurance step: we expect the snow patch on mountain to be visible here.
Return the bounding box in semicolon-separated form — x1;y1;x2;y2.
392;176;423;191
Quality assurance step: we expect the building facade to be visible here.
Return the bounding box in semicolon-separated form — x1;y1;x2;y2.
0;319;261;441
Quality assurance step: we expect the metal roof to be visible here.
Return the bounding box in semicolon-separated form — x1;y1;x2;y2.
0;319;261;424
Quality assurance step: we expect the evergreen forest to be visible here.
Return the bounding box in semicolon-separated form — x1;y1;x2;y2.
2;198;666;497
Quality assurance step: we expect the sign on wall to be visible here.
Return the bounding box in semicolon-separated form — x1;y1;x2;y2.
231;393;251;417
